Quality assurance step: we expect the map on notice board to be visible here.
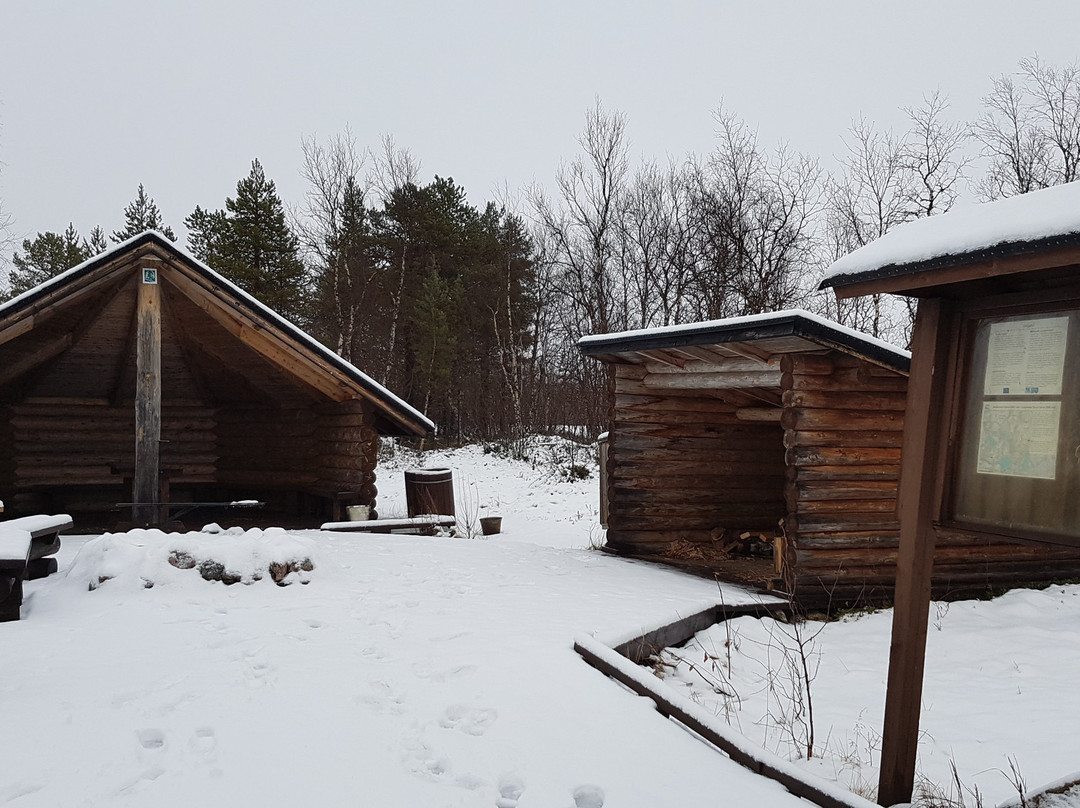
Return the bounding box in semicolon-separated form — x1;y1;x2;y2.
976;401;1061;479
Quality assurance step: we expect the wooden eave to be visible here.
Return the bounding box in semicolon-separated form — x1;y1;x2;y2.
580;313;909;376
0;232;433;437
821;237;1080;301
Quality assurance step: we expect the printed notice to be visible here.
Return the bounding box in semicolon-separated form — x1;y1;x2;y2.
984;317;1069;396
976;401;1061;479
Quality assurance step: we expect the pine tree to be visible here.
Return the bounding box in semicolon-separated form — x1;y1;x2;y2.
111;184;176;243
215;159;309;322
184;205;228;265
83;225;109;256
6;224;90;299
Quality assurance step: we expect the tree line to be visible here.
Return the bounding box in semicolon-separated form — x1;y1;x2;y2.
3;55;1079;440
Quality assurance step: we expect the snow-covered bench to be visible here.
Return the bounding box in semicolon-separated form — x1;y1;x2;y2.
319;515;456;536
0;513;73;622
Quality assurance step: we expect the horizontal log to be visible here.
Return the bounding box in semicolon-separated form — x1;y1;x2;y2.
794;498;897;515
315;455;364;471
612;449;784;467
315;440;378;456
783;429;905;449
614;487;786;506
214;470;320;486
795;541;1080;571
17;466;116;481
614;364;648;380
796;480;897;501
612;435;785;457
786;446;902;467
781;390;907;412
643;357;777;375
778;354;835;376
795;529;901;546
613;473;785;491
608;514;783;532
735;407;783;422
615;380;748;399
615;459;785;478
642;370;783;390
615;409;747;426
782;369;908;393
619;421;781;440
795;532;901;550
614;394;740;413
789;512;900;533
781;408;904;432
313;414;371;427
615;502;785;520
792;465;900;482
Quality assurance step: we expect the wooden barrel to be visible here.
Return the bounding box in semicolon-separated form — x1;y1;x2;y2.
404;468;455;517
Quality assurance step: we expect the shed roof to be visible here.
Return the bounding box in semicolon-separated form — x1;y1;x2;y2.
0;231;434;436
578;309;910;374
820;181;1080;297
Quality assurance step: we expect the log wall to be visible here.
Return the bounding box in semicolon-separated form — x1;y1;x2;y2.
0;400;217;514
215;406;320;491
781;353;907;608
605;364;787;554
781;352;1080;610
313;401;380;516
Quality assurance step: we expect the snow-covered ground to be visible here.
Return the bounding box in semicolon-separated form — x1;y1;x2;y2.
1;439;798;808
655;587;1080;807
2;438;1075;807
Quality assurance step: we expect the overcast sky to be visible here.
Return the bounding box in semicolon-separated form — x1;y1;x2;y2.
2;1;1080;252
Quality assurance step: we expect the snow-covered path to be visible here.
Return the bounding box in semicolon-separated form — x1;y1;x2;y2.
3;528;798;808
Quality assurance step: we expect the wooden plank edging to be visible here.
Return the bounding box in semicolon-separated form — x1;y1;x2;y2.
573;631;882;808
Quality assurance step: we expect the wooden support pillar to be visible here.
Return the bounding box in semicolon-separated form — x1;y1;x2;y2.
133;267;162;526
877;298;954;806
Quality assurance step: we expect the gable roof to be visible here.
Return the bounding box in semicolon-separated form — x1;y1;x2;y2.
820;181;1080;296
0;231;434;436
578;309;910;374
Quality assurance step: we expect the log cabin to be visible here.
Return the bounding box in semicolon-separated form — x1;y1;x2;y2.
0;231;433;529
580;308;1080;611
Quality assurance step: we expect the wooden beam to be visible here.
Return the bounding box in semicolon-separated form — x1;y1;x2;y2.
164;269;352;402
828;244;1080;299
735;407;783;422
877;298;954;807
133;271;162;526
643;357;774;375
642;370;782;390
0;334;72;387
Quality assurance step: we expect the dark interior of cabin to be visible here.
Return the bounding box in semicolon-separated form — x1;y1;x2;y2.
0;270;378;531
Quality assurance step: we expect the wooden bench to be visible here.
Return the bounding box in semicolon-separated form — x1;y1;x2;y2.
319;515;456;536
0;513;74;622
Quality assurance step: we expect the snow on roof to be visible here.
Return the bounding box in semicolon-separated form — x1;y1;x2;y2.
0;231;435;434
823;181;1080;285
578;308;910;363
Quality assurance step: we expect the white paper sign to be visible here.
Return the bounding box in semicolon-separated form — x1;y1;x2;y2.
984;317;1068;396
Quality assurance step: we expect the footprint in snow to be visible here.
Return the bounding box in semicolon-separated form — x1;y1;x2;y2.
190;727;217;761
439;705;498;736
573;784;606;808
495;774;525;808
136;728;165;751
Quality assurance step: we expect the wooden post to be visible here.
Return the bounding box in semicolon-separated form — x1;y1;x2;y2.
133;266;162;526
877;298;953;806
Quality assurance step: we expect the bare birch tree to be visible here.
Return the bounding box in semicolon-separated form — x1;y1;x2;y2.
972;57;1080;200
